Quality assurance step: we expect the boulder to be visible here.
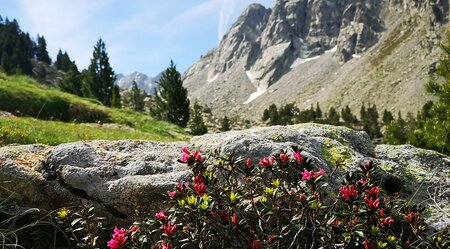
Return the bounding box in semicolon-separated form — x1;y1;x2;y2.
0;124;449;229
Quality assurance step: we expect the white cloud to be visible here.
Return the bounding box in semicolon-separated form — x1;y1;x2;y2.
218;0;236;43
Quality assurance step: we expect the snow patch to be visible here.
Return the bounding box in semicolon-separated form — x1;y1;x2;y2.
352;54;361;58
325;45;337;53
207;74;219;83
290;55;321;68
246;70;255;82
243;88;266;104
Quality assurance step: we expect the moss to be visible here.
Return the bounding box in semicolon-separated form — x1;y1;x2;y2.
321;138;354;170
270;133;284;142
380;164;394;172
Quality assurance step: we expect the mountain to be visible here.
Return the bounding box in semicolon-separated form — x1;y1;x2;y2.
183;0;449;120
115;72;161;94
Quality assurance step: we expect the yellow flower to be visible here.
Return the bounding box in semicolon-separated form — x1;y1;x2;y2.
57;208;69;219
200;201;209;210
201;193;212;202
229;192;238;202
187;196;197;205
387;236;396;244
272;179;280;188
265;187;274;195
261;196;268;203
178;199;186;207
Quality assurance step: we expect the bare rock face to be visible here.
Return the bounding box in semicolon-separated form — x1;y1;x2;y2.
0;125;449;229
183;0;449;121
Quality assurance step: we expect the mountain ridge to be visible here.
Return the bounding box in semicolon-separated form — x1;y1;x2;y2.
183;0;449;120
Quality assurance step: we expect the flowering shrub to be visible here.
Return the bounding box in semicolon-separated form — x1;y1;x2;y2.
105;146;450;248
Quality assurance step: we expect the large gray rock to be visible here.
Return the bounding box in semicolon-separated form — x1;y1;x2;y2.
0;140;190;223
0;124;449;229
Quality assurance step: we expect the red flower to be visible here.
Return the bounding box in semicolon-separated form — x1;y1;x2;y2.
379;209;385;216
259;157;271;167
194;176;203;184
359;178;367;186
246;158;252;169
293;152;303;162
340;185;358;200
279;154;289;163
161;241;172;249
176;183;184;191
364;239;377;249
209;211;216;219
219;210;229;220
364;186;379;197
364;197;380;210
405;212;417;223
382;218;395;225
162;222;177;238
362;160;374;171
155;211;167;220
193;151;203;162
194;182;206;196
331;218;339;225
247;240;262;249
231;213;239;225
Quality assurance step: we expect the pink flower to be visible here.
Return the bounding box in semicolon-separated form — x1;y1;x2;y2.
405;212;417;223
279;154;289;163
313;168;325;178
176;183;183;191
269;156;275;164
107;227;128;249
181;147;191;162
301;169;312;180
129;225;138;233
162;222;177;238
155;211;168;220
379;209;385;216
364;197;380;210
340;185;358;200
293;152;303;162
169;191;176;197
358;178;367;186
259;157;271;167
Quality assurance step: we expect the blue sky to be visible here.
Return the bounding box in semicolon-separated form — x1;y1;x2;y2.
2;0;275;76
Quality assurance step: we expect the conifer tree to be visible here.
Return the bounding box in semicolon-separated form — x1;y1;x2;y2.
327;107;340;125
341;105;355;124
315;103;322;119
151;60;190;127
111;85;121;108
35;35;51;64
55;49;72;72
220;116;231;131
84;38;116;106
188;101;207;135
131;80;145;112
382;109;394;126
60;62;82;96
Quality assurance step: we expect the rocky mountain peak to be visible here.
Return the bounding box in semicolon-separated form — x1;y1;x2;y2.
183;0;449;120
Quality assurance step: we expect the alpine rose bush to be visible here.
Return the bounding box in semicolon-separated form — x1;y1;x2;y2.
105;146;450;249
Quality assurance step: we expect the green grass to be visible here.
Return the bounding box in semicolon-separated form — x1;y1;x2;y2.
0;72;189;145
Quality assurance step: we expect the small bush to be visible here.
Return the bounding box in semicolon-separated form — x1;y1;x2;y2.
103;147;450;248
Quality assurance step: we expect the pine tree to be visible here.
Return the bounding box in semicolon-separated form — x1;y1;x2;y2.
327;107;340;125
410;30;450;155
55;49;72;72
35;35;51;64
188;101;207;135
220;116;231;131
341;105;355;124
382;109;394;126
84;38;116;106
315;103;322;119
60;62;82;96
151;60;190;127
267;104;279;125
131;80;145;112
111;85;121;108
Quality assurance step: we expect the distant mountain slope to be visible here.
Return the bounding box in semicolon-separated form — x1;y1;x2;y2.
115;72;161;94
183;0;449;120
